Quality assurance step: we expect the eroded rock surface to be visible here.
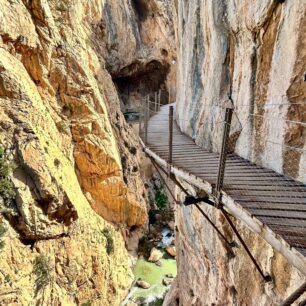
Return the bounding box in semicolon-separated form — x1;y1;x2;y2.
167;1;306;305
0;0;175;304
164;185;306;306
176;0;306;183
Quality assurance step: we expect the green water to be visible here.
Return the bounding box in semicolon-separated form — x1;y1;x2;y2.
131;253;177;302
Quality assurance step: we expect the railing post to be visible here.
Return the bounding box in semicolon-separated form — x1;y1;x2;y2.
214;107;233;207
144;96;149;145
158;90;161;111
139;100;143;137
154;91;158;113
168;106;174;170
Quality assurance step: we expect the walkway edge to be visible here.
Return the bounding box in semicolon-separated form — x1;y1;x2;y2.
140;138;306;276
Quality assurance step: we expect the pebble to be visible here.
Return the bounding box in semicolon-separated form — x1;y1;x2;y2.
162;277;173;286
155;260;162;267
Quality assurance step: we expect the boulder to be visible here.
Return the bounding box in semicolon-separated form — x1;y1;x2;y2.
155;213;162;221
134;297;146;305
168;221;175;230
136;279;151;289
148;247;163;262
166;246;176;257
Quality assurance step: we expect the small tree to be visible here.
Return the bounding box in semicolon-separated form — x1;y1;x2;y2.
0;147;16;207
0;223;7;250
33;255;52;295
102;228;114;255
154;187;168;209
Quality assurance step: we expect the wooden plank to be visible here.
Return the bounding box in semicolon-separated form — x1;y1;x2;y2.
239;203;306;212
232;196;306;204
281;237;306;249
223;181;305;188
257;216;306;227
227;189;306;198
294;248;306;257
248;209;306;220
268;225;306;236
224;185;306;192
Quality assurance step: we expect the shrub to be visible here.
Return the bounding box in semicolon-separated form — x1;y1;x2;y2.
102;228;114;255
129;147;137;155
54;158;60;168
0;147;16;210
154;188;168;209
4;274;11;284
33;255;52;295
62;103;73;113
0;223;7;250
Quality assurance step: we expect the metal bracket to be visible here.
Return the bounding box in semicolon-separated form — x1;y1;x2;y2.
183;195;214;206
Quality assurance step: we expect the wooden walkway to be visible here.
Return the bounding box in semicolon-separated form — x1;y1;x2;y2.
140;104;306;275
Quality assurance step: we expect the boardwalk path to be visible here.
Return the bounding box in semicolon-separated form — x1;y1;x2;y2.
140;104;306;275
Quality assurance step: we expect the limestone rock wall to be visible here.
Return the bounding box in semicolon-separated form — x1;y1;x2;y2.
0;0;175;304
165;1;306;305
164;185;306;306
176;0;306;183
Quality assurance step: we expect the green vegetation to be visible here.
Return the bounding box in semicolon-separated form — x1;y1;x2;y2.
148;297;165;306
0;223;7;251
102;228;114;255
62;103;73;112
54;158;60;168
129;146;137;155
0;147;16;207
4;273;11;285
154;187;168;209
33;255;52;295
0;147;17;217
81;302;92;306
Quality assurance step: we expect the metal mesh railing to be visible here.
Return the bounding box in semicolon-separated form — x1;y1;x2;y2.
139;97;306;255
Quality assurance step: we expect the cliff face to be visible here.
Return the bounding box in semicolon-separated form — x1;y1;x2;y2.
176;0;306;183
164;1;306;305
164;186;306;306
0;0;175;304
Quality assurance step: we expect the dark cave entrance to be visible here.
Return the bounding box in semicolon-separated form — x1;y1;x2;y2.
131;0;151;21
112;60;170;113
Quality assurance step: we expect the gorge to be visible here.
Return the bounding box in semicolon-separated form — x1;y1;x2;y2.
0;0;305;306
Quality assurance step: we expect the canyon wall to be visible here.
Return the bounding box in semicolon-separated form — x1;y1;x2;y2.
164;185;306;306
176;0;306;183
0;0;175;304
164;1;306;306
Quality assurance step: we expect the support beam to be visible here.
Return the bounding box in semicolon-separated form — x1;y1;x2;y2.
280;282;306;306
144;96;149;145
168;105;174;165
221;208;272;282
150;160;235;251
155;92;158;113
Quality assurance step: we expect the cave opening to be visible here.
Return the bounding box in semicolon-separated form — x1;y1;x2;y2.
112;60;170;114
131;0;150;21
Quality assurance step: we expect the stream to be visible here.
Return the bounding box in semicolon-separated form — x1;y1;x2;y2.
122;227;177;306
